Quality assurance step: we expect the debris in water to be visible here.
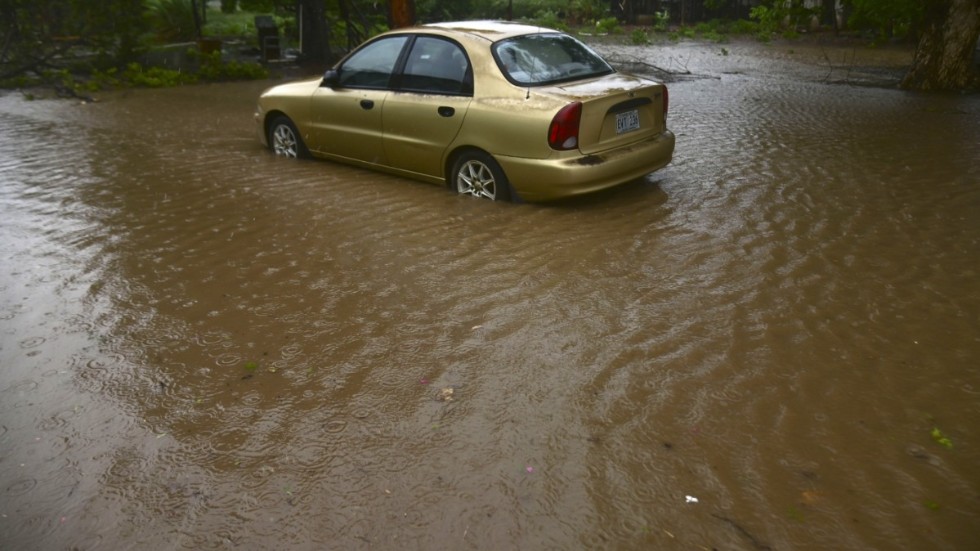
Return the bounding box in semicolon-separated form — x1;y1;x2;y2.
931;427;953;449
685;495;698;504
800;490;822;505
437;387;455;402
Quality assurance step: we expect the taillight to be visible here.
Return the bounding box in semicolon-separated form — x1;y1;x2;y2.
662;85;669;118
548;102;582;151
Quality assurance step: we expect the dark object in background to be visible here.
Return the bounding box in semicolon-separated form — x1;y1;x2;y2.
255;15;280;61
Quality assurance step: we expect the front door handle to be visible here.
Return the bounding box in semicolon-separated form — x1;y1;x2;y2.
360;99;374;110
438;106;455;117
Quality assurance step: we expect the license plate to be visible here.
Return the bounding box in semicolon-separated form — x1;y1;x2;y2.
616;109;640;134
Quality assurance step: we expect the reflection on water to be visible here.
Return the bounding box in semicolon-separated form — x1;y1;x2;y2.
1;44;979;550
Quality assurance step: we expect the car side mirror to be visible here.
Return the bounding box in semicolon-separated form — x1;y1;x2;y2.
322;69;340;88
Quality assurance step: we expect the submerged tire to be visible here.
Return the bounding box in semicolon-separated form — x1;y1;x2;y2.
268;115;308;159
451;151;512;202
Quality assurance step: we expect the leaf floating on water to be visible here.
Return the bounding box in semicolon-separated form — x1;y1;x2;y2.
244;361;259;372
924;500;941;511
931;427;953;449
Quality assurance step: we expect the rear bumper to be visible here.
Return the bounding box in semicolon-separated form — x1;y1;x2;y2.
496;130;675;202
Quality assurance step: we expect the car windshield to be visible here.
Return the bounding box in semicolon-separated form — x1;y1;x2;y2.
492;33;614;86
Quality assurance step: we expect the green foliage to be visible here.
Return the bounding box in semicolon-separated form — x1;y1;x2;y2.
417;0;612;29
630;29;649;45
569;0;605;24
237;0;293;14
526;10;569;32
203;10;267;37
694;21;714;34
654;10;670;32
147;0;199;41
749;0;820;38
749;5;780;34
728;19;759;35
1;0;150;72
848;0;923;41
192;50;269;80
703;30;726;43
123;62;198;87
13;48;270;93
595;16;622;35
415;0;508;21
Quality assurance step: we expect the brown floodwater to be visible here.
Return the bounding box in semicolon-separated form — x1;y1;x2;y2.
1;39;979;550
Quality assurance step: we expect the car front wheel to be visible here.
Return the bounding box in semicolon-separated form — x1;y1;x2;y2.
268;115;307;158
451;151;511;202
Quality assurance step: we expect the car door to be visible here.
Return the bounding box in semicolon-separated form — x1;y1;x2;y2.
382;36;473;178
308;35;409;165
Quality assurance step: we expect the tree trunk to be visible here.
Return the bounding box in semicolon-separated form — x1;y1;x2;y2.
901;0;980;91
389;0;415;29
299;0;331;63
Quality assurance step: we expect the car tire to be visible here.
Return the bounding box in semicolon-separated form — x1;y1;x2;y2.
268;115;308;159
451;151;512;202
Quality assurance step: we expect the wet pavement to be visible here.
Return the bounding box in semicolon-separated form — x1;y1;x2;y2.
1;38;979;550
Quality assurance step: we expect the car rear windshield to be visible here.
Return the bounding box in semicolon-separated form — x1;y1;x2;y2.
492;33;614;86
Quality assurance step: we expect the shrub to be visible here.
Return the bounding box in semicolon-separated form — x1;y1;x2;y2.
526;9;568;32
192;50;270;81
124;62;198;87
595;16;622;34
728;19;758;35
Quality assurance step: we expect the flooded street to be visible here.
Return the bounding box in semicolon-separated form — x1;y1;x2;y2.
2;39;979;550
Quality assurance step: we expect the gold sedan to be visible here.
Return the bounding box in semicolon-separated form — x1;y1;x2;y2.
255;21;675;202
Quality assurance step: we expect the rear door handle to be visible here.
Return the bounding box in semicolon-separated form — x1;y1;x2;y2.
360;99;374;110
438;106;455;117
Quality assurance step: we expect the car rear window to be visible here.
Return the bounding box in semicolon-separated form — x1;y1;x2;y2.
492;33;614;86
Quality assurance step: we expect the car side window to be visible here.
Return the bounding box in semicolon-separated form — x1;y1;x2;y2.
339;36;409;89
398;37;472;96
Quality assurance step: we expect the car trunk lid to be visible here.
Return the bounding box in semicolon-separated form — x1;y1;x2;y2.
543;73;667;155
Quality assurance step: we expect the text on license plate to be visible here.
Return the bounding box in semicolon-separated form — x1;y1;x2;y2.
616;109;640;134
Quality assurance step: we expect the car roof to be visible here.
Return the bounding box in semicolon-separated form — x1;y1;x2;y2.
420;20;560;42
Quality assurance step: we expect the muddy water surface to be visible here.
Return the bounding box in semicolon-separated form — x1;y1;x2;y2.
1;41;979;550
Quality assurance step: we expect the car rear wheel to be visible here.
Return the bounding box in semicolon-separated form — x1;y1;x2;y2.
452;151;511;202
268;115;307;158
